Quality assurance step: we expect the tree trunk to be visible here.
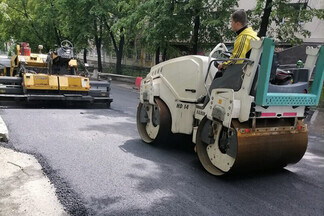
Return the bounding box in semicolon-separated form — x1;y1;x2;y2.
162;47;167;61
83;48;87;63
95;39;102;72
116;51;122;75
51;2;61;46
192;14;200;55
103;18;124;74
53;25;61;46
155;47;160;65
94;19;102;72
258;0;273;37
116;28;124;75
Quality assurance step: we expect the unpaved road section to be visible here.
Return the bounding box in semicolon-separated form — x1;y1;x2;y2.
0;146;67;216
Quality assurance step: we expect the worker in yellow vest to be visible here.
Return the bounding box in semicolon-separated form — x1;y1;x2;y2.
218;9;260;70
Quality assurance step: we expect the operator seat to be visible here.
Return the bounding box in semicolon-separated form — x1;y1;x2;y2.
202;64;246;105
204;53;309;108
250;52;309;96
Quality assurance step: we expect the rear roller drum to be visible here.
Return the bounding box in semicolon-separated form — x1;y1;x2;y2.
136;98;171;144
196;117;308;175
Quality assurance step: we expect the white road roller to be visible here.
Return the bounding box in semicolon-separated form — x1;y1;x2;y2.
137;38;324;175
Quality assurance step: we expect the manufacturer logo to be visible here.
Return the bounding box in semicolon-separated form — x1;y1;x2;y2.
35;76;47;80
196;110;205;116
176;103;189;109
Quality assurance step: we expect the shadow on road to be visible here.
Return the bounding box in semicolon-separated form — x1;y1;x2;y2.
91;137;324;216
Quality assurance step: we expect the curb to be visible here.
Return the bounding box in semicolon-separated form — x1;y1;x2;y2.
0;116;9;142
98;73;137;84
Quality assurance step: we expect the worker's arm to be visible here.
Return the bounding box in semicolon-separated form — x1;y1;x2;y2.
221;34;248;68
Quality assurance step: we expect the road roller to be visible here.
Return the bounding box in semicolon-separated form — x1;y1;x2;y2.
137;38;324;175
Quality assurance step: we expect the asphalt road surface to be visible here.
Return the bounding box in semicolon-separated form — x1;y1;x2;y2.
1;81;323;216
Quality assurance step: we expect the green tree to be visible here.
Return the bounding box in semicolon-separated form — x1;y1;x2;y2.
187;0;238;53
56;0;107;71
55;0;93;64
251;0;324;44
133;0;238;65
134;0;186;63
98;0;140;74
0;0;63;51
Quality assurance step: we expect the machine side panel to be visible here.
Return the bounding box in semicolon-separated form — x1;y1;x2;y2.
158;79;195;134
149;56;216;103
59;76;90;92
24;74;59;90
161;58;201;101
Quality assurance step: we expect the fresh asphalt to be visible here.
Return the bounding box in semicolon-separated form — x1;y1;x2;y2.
0;81;323;216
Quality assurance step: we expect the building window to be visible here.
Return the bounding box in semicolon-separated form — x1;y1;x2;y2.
127;50;133;59
112;51;116;59
145;54;152;61
136;49;141;60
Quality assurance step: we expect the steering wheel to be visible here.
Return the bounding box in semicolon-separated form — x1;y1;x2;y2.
221;50;232;58
213;50;232;69
208;43;229;69
61;40;73;51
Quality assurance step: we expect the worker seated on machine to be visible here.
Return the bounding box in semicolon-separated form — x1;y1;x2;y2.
216;9;260;78
203;9;260;105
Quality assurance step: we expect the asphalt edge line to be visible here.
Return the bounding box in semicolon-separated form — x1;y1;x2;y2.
0;115;9;142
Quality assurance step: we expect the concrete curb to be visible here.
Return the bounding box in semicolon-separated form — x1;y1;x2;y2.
0;116;8;142
98;73;137;84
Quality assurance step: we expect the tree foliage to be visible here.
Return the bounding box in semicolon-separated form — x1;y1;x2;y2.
0;0;323;73
250;0;324;44
132;0;238;60
0;0;62;51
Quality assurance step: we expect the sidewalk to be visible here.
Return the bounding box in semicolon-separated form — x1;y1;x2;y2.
0;117;67;216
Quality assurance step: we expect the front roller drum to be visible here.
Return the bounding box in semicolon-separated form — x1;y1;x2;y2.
196;118;308;175
136;98;171;144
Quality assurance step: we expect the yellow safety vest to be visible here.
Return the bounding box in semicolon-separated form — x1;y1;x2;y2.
223;27;260;67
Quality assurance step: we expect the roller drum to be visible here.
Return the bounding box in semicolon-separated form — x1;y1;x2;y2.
137;98;171;144
231;126;308;173
196;118;308;175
